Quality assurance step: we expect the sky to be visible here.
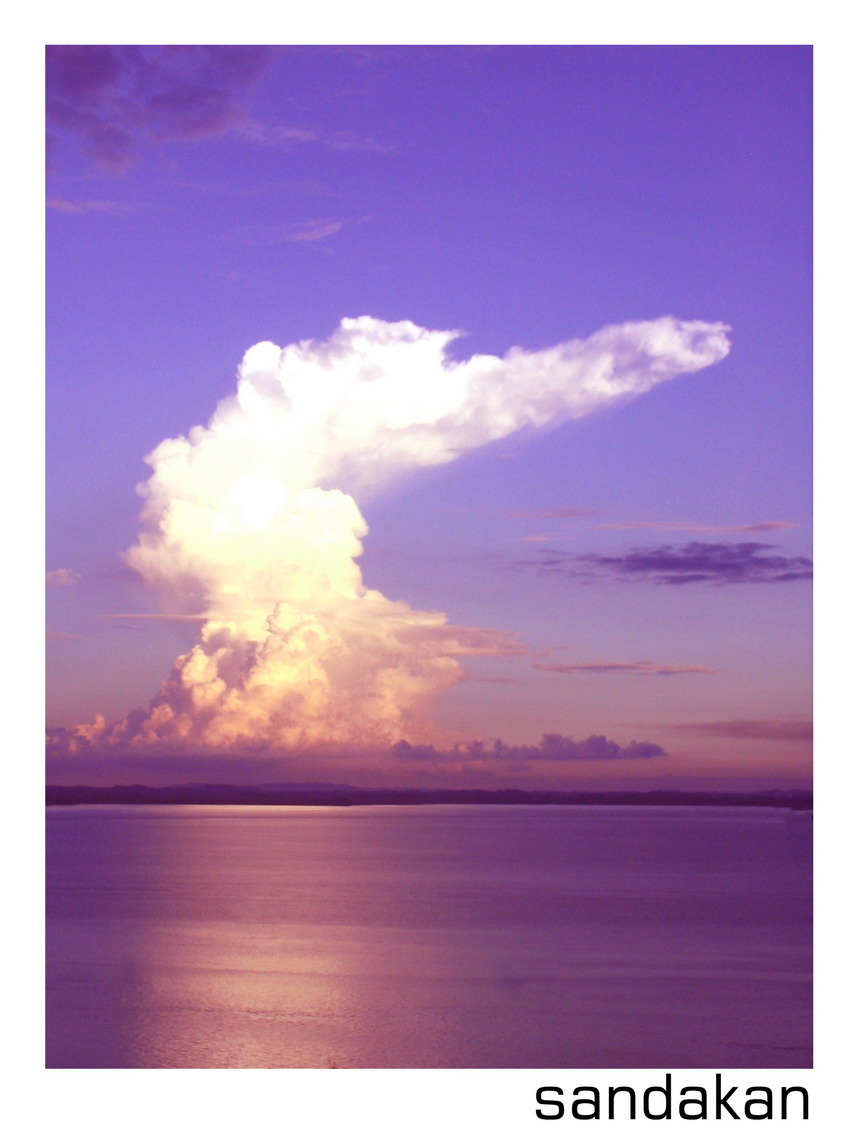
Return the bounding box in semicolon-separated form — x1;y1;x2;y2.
45;45;812;790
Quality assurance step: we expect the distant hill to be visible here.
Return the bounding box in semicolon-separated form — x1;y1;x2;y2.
45;783;813;810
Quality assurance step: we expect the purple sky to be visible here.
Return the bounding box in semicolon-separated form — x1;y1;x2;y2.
45;46;811;789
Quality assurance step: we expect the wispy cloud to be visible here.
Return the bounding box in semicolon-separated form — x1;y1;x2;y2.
46;568;80;587
512;532;592;543
323;129;394;153
534;660;716;677
226;218;347;246
507;507;594;520
46;630;82;640
516;541;813;586
398;624;526;659
236;121;317;146
101;612;210;622
172;178;334;200
666;719;812;742
238;120;394;154
47;198;141;214
460;674;518;685
508;514;795;541
593;520;796;534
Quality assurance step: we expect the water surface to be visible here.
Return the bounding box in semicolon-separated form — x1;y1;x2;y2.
46;804;812;1068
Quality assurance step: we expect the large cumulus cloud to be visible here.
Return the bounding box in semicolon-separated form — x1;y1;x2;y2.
56;314;729;756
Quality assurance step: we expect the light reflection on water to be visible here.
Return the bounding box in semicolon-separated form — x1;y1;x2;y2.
46;805;812;1068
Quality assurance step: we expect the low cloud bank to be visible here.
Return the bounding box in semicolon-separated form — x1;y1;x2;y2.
393;734;667;762
46;731;668;765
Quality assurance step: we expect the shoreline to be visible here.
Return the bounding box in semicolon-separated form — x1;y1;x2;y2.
45;784;813;810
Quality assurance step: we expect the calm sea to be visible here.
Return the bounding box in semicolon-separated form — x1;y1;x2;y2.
45;804;811;1069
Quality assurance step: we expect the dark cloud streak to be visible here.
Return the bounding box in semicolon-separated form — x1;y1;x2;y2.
516;541;812;586
534;660;716;676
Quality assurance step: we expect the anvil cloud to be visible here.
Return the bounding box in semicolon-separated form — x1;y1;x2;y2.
59;314;729;756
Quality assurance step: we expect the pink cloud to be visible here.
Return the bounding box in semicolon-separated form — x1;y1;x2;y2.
46;568;80;587
667;719;812;742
